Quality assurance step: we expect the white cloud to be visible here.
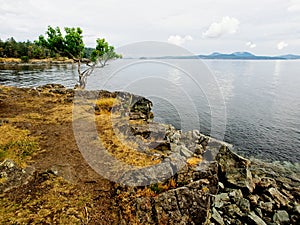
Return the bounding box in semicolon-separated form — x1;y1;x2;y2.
167;35;193;46
277;41;288;50
203;16;240;38
246;41;256;49
288;0;300;12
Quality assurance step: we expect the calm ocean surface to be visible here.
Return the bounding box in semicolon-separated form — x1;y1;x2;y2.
1;59;299;163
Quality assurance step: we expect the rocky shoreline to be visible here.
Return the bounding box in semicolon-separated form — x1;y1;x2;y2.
0;84;299;224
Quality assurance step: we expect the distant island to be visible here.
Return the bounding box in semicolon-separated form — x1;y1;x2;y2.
138;52;300;60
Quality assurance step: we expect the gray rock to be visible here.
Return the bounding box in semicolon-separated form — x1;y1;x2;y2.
248;211;267;225
211;208;224;225
179;145;194;158
255;208;263;218
295;204;300;214
154;179;216;225
258;177;276;188
218;182;225;190
236;198;251;213
135;197;155;224
223;204;243;217
273;210;289;224
192;129;200;138
248;194;260;205
229;189;243;199
0;159;34;193
214;193;230;208
259;201;273;212
268;187;290;207
216;146;255;193
194;144;204;155
248;195;259;205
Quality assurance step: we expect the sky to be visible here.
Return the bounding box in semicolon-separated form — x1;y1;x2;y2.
1;0;300;55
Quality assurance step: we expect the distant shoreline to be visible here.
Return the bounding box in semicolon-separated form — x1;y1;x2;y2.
0;57;74;65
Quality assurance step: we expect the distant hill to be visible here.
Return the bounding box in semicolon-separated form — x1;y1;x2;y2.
278;54;300;60
138;52;300;60
196;52;299;60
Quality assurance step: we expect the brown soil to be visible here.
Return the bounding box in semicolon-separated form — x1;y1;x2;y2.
0;85;119;224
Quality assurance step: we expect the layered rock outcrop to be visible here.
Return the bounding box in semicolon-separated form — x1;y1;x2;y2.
0;85;299;224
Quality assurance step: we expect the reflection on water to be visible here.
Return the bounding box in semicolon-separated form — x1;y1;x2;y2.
0;64;77;88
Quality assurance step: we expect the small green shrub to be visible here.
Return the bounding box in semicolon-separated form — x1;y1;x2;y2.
20;56;29;63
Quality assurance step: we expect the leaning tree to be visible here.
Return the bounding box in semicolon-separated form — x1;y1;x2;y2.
36;26;120;88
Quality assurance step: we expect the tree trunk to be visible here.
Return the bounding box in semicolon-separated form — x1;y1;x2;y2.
76;60;86;89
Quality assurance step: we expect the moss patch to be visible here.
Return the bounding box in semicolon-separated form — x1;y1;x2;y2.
0;124;39;167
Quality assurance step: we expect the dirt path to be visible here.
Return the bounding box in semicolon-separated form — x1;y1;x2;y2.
0;85;119;224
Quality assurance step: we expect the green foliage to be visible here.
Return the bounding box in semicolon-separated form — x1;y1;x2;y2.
83;47;95;58
91;38;121;63
20;55;29;63
36;25;120;88
64;27;84;58
0;37;49;59
36;26;84;60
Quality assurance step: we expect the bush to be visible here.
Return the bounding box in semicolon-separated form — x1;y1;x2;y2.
20;55;29;63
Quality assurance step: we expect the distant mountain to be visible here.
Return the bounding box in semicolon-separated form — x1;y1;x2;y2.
278;54;300;60
137;52;300;60
197;52;286;60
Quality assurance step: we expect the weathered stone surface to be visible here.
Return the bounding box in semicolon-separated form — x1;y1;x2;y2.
152;179;216;225
259;201;273;212
255;207;263;218
248;211;267;225
107;96;300;225
216;146;255;192
248;194;260;205
223;203;243;217
214;193;230;208
258;177;276;188
268;187;290;207
179;145;194;158
295;204;300;214
273;210;290;224
211;208;224;225
229;189;243;199
0;159;34;193
236;198;251;213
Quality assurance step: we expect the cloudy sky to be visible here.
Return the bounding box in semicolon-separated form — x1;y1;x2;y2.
1;0;300;55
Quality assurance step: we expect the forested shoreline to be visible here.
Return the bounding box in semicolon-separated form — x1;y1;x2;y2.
0;37;94;62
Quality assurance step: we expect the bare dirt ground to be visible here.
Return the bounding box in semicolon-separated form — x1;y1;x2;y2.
0;85;119;224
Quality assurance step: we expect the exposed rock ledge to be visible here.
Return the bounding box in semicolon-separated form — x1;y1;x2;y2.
115;127;300;225
0;84;299;224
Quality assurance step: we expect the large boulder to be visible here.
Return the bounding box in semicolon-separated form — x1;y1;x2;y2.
216;146;255;193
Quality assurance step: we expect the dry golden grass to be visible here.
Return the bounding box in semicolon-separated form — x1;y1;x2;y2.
0;124;39;167
0;57;73;64
95;112;160;167
0;174;92;225
10;94;73;125
0;58;21;63
95;97;119;113
187;157;202;166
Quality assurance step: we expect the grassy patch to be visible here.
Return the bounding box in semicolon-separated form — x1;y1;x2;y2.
95;112;160;167
0;124;39;167
187;157;202;166
0;173;92;225
95;97;119;113
0;58;21;63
